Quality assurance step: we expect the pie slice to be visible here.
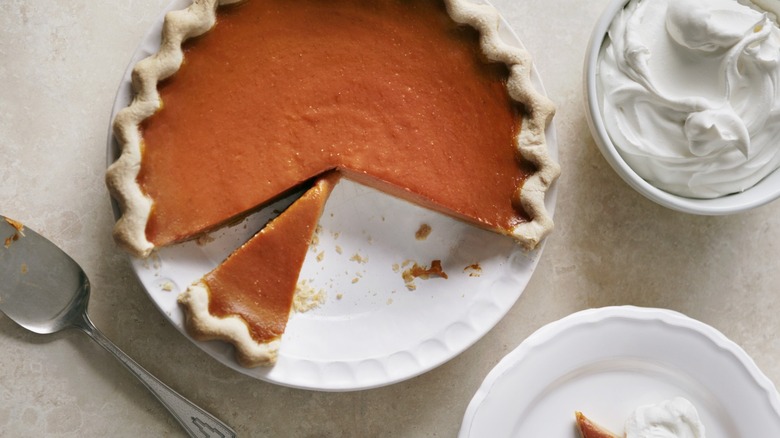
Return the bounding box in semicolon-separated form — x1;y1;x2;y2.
575;411;620;438
178;175;337;367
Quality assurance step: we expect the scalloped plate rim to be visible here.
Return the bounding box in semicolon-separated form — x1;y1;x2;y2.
459;306;780;436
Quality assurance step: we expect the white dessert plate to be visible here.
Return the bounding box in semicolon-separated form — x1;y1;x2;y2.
459;306;780;437
106;0;557;391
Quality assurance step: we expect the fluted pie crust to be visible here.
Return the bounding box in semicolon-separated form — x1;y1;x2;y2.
106;0;559;366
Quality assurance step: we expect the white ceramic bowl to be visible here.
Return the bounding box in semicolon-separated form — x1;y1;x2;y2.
583;0;780;215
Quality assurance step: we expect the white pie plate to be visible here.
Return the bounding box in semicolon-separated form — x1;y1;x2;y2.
107;0;557;391
459;306;780;437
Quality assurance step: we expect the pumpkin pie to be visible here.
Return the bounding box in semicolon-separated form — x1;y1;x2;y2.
575;412;620;438
106;0;558;366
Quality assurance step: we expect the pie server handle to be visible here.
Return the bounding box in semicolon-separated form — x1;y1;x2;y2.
79;314;237;438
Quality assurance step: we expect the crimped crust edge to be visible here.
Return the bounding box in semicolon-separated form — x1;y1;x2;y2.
106;0;225;258
443;0;559;249
178;282;279;367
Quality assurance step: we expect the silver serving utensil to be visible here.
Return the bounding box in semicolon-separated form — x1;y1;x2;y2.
0;215;236;438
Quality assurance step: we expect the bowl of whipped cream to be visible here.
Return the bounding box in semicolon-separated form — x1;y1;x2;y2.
585;0;780;214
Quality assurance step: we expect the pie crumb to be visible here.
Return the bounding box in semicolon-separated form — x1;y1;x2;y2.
3;217;24;248
4;234;17;248
4;217;25;234
150;252;161;270
464;263;482;277
293;279;326;312
401;260;448;290
196;233;215;245
350;253;368;264
415;223;432;240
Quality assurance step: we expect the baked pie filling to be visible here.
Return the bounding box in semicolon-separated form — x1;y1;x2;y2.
107;0;558;366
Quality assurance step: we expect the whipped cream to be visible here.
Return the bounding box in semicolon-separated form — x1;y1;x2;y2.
598;0;780;198
625;397;706;438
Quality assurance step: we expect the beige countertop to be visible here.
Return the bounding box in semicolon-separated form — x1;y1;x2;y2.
2;0;779;436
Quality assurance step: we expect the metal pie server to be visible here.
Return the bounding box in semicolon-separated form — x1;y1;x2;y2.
0;215;236;437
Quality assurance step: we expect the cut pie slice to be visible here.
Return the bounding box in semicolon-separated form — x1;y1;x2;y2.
575;411;620;438
178;175;338;367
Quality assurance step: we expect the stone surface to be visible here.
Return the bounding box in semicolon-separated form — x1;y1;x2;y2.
1;0;779;436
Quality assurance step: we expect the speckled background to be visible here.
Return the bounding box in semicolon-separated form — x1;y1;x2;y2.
1;0;779;436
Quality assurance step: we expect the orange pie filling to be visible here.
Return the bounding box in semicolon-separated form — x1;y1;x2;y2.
138;0;531;247
575;412;620;438
108;0;558;367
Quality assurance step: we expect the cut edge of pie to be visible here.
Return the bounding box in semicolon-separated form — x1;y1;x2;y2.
106;0;559;259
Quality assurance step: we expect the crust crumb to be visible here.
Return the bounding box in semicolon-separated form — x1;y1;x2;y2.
464;263;482;277
4;234;17;249
415;223;432;240
196;233;215;246
310;225;322;247
350;253;368;264
4;218;25;234
293;279;326;312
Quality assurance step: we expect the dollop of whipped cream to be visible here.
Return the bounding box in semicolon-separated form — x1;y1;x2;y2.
625;397;706;438
599;0;780;198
